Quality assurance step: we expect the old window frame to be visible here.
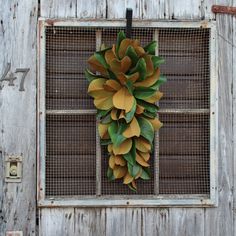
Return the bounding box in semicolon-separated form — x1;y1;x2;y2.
37;19;218;207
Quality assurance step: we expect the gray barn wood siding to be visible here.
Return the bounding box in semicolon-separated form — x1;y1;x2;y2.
0;0;236;235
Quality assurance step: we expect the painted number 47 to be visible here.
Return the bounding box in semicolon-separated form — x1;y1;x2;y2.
0;63;30;91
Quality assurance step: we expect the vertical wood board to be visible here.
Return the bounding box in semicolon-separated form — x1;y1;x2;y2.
204;11;234;236
0;0;37;235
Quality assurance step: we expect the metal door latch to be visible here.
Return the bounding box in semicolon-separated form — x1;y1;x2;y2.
5;155;22;183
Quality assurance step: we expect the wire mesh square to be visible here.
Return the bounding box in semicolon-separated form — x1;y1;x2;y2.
44;26;211;197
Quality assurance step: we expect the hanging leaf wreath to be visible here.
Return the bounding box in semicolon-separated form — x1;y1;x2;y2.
85;31;166;191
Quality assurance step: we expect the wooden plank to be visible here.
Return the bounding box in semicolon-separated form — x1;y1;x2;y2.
204;11;234;236
149;0;202;20
169;208;204;236
0;0;37;235
142;208;170;236
74;208;106;235
105;208;142;236
233;3;236;236
141;0;215;19
107;0;141;19
39;208;75;236
40;0;77;18
77;0;106;18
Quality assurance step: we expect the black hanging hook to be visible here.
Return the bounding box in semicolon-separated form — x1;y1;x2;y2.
126;8;133;38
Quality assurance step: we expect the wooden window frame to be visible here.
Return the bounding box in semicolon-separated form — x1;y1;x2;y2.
37;18;218;207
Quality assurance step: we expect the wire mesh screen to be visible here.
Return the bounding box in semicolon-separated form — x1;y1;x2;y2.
44;26;210;197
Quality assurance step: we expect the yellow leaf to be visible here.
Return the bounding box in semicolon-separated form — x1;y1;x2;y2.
131;180;137;189
105;48;116;65
103;80;121;92
123;173;134;184
88;55;108;76
113;166;127;179
136;152;150;167
119;110;125;119
128;72;140;83
135;168;142;179
136;104;145;114
147;117;163;130
111;108;118;120
113;87;134;113
98;123;110;139
138;151;150;161
118;39;133;59
94;96;113;110
143;91;163;103
135;137;151;152
115;155;126;166
123;117;141;138
134;69;160;87
144;55;154;76
110;59;122;73
135;46;145;57
113;139;132;155
117;73;126;85
109;155;115;169
121;56;131;73
108;144;113;153
88;78;106;94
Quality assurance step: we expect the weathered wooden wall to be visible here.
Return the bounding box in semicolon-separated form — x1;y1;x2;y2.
0;0;38;235
0;0;236;235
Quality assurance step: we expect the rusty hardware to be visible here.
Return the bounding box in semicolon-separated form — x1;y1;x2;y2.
0;62;30;91
212;5;236;15
5;155;23;183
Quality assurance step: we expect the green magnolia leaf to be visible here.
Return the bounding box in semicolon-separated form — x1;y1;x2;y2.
96;109;111;119
137;99;159;113
107;167;115;181
137;117;154;144
125;46;139;66
100;139;112;145
125;99;137;123
94;52;109;69
128;183;137;192
150;75;167;90
123;141;136;165
130;58;146;81
116;31;126;56
125;80;134;95
108;121;127;147
143;110;157;119
107;69;118;80
152;56;165;69
85;69;103;82
127;162;141;177
134;87;156;99
144;41;157;55
140;168;150;180
101;113;112;124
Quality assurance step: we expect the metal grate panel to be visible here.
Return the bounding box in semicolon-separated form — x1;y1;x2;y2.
44;26;210;197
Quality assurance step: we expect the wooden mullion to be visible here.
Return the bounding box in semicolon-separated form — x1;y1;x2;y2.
154;29;159;195
158;108;210;114
46;109;96;115
95;30;102;196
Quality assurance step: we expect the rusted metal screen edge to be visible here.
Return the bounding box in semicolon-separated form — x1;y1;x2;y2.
212;5;236;15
